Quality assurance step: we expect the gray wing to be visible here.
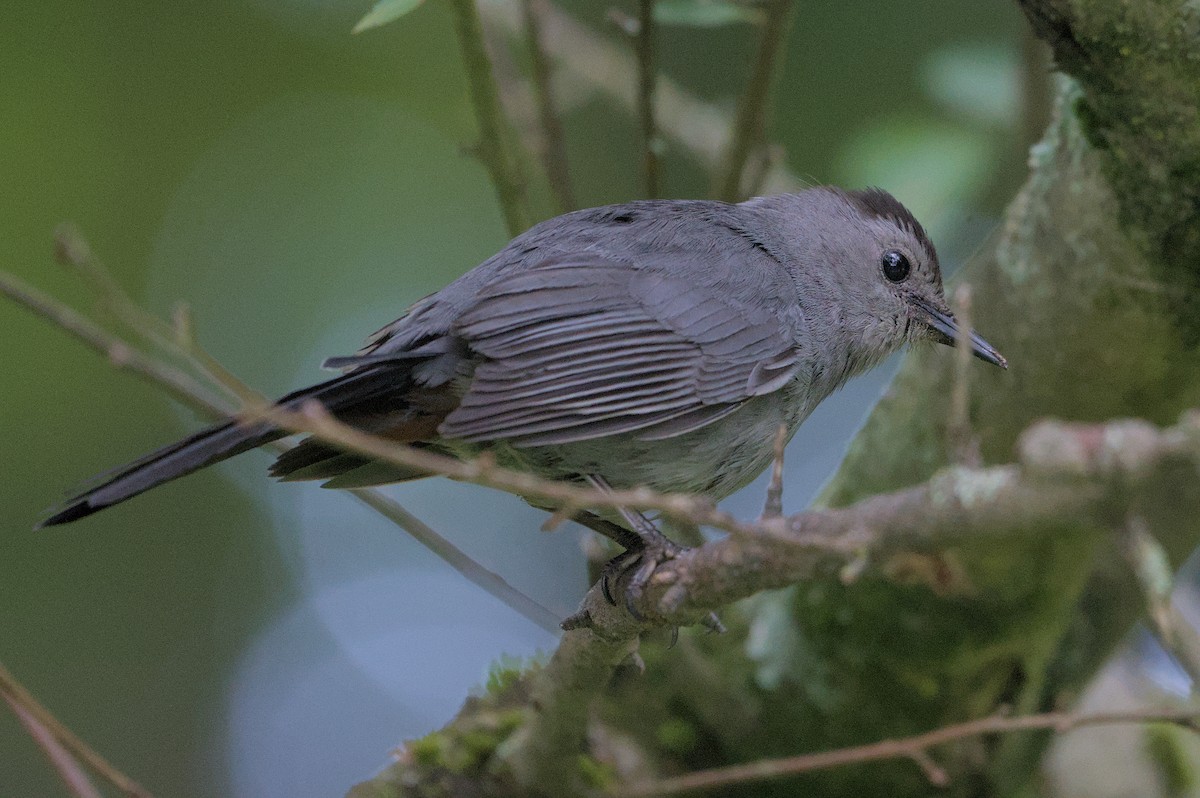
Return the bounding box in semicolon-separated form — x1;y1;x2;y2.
439;257;801;447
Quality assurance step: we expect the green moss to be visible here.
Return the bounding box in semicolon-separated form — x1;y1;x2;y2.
401;705;529;782
576;754;617;791
655;718;698;755
482;652;542;698
408;733;449;768
1057;0;1200;312
494;708;526;736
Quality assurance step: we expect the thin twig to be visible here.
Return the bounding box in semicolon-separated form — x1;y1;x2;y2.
2;261;558;633
54;224;180;357
55;226;264;409
621;707;1200;796
275;400;750;536
1121;514;1200;687
521;0;576;212
5;694;104;798
447;0;532;236
635;0;662;197
0;271;230;415
948;284;982;466
346;487;561;631
0;662;153;798
761;423;787;518
478;1;806;195
714;0;796;202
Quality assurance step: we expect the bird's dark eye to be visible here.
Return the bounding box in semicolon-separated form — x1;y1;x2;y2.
881;250;911;282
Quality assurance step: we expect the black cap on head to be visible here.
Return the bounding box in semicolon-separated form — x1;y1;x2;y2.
843;187;940;282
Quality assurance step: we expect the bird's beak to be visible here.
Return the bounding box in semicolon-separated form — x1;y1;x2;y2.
911;297;1008;369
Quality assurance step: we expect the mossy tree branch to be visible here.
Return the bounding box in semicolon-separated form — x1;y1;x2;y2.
347;1;1200;796
347;409;1200;795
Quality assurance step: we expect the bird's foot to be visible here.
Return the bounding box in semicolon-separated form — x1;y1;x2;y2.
599;533;684;619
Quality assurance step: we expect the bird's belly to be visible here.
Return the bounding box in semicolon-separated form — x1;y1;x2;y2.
505;390;811;500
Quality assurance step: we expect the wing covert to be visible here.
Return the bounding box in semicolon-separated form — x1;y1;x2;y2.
439;258;800;446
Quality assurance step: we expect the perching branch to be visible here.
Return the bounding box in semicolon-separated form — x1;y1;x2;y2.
288;406;1200;630
447;0;533;236
345;409;1200;794
621;707;1200;796
713;0;796;202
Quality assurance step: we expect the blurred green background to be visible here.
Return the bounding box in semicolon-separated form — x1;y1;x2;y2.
1;1;1028;795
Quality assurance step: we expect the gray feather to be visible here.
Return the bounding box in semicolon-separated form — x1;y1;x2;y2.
437;256;798;446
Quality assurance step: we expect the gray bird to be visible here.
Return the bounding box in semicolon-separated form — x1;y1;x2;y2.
40;187;1005;606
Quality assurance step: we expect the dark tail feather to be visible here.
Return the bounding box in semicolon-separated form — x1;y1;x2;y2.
38;366;414;527
38;420;283;527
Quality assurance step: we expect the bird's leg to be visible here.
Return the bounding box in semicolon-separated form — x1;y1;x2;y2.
570;510;651;605
580;475;686;619
571;507;723;633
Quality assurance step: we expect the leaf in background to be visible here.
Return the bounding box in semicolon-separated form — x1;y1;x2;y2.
833;118;996;247
352;0;424;34
654;0;764;28
922;43;1019;128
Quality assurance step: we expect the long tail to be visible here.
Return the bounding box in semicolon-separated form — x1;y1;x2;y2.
39;366;413;527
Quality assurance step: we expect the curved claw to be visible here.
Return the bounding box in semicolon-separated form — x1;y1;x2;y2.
600;548;643;606
596;536;685;620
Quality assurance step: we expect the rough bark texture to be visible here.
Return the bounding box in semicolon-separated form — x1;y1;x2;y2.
349;1;1200;796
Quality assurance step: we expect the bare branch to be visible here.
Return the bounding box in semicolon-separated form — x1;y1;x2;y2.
478;1;806;195
620;707;1200;796
0;259;559;633
447;0;532;236
948;283;982;466
276;400;750;536
163;389;1196;642
714;0;796;201
0;662;152;798
634;0;662;197
344;486;561;631
520;0;577;212
0;271;230;416
5;694;104;798
1121;514;1200;687
761;423;787;519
